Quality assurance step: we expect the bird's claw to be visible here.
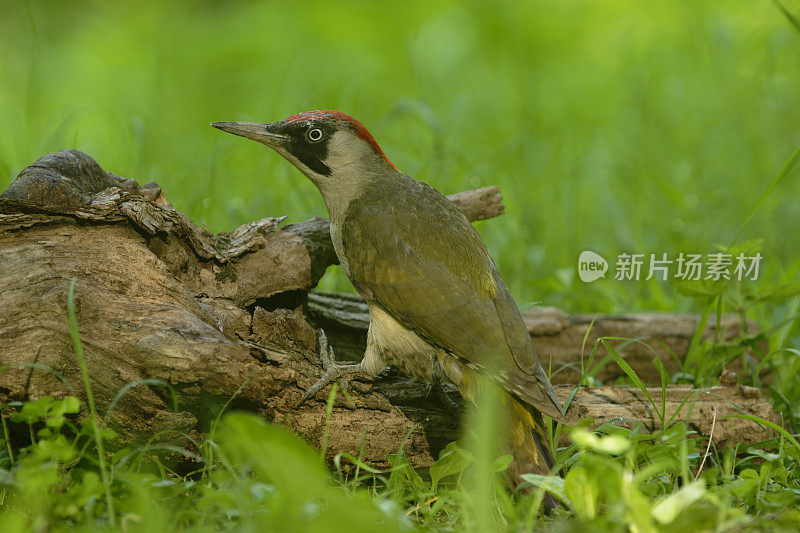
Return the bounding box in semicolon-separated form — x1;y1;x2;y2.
297;329;362;407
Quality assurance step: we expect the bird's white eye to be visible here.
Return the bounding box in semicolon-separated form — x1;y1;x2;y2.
307;127;323;142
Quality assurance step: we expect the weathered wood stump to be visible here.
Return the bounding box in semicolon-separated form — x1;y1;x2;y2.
0;150;777;471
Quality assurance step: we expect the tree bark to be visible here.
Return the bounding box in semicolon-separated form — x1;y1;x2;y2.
0;150;776;472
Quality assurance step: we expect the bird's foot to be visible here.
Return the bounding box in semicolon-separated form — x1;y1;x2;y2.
297;329;363;407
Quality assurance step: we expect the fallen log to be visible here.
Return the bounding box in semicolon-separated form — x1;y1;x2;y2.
306;291;759;385
558;383;773;446
0;150;515;468
382;380;776;451
0;150;777;473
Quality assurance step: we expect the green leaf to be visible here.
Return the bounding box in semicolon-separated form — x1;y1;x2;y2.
388;451;428;494
570;428;632;455
216;412;328;500
10;396;54;424
675;280;722;298
716;238;763;255
746;447;781;462
730;469;760;500
624;484;657;532
429;441;473;490
34;434;76;463
492;454;513;473
72;471;104;506
564;466;597;518
519;474;566;501
758;282;800;302
651;479;706;525
45;396;81;428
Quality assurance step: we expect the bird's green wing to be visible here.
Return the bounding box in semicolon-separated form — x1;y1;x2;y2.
340;177;563;419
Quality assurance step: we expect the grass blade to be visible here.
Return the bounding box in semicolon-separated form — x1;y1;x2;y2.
732;142;800;245
722;413;800;453
104;378;177;425
67;279;115;526
599;338;660;425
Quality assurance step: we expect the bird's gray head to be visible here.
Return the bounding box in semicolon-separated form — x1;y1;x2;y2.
211;110;397;186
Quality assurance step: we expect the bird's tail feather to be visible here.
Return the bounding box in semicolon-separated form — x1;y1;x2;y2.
455;367;561;511
505;398;561;512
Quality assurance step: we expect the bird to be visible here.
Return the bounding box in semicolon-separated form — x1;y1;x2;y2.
211;110;564;501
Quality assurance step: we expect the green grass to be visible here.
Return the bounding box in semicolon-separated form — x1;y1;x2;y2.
2;1;800;531
1;298;799;531
2;0;800;313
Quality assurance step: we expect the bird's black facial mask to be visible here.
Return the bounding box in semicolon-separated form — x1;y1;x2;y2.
280;121;334;176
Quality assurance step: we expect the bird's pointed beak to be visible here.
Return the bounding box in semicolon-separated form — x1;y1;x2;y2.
210;121;288;148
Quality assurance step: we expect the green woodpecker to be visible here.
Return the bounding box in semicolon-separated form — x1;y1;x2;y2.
211;110;564;491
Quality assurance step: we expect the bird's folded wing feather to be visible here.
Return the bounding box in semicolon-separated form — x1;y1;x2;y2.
340;180;562;419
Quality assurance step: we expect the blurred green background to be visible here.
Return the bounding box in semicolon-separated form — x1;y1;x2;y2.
1;0;798;313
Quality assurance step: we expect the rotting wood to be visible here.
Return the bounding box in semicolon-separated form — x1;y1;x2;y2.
0;149;777;472
557;384;773;447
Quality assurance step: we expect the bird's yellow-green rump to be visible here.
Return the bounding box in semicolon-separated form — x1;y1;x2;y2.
211;110;564;501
